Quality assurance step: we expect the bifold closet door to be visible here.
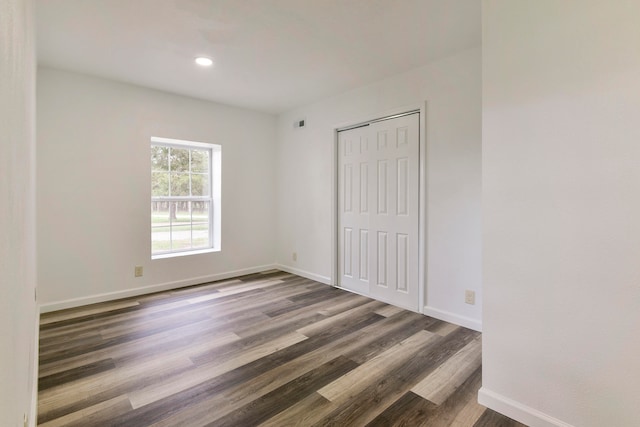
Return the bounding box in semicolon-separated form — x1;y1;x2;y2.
338;113;419;311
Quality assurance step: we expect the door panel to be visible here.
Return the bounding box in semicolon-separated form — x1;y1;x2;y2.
338;113;419;311
338;126;370;295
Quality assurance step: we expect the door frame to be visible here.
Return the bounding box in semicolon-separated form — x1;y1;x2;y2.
331;103;427;314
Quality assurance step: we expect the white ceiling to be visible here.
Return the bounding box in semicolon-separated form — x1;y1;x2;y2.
37;0;480;114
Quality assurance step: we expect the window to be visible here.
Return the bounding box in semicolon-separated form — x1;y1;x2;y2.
151;137;221;258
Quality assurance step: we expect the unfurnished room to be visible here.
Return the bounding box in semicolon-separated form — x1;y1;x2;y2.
1;1;639;426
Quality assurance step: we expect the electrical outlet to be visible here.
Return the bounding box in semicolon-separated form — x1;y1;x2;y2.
464;290;475;305
134;266;143;277
292;252;297;262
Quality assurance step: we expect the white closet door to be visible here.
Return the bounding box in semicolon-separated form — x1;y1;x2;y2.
367;114;419;310
338;125;371;295
338;113;419;311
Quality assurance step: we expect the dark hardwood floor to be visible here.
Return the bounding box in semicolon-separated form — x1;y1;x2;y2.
38;270;526;426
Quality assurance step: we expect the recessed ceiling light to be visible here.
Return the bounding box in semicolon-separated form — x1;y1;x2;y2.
195;57;213;67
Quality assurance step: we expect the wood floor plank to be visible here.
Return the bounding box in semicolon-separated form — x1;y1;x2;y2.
38;358;116;391
39;277;303;341
296;299;387;337
42;290;301;360
38;395;132;427
365;391;438;427
39;300;141;325
343;311;439;365
39;313;201;365
40;310;212;360
310;328;480;426
264;288;353;317
366;366;486;427
428;320;461;337
375;303;406;318
163;278;241;295
473;409;528;427
39;298;194;340
38;316;247;378
97;303;220;340
204;356;358;427
312;372;412;426
38;355;195;423
185;278;285;304
392;327;480;385
366;364;488;427
230;293;372;338
411;335;482;404
258;392;335;427
436;366;486;427
318;330;438;403
232;291;364;341
38;271;512;427
39;332;104;354
317;292;372;316
127;331;308;408
187;315;319;367
213;276;289;293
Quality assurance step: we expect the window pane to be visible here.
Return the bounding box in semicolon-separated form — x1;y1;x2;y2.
151;201;171;223
151;200;212;254
171;224;192;250
191;150;209;173
191;173;209;196
170;173;190;196
192;201;210;249
170;148;190;172
174;201;190;224
151;171;169;196
151;146;169;171
151;202;171;253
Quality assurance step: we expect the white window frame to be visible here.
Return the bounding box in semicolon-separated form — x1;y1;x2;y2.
151;136;221;259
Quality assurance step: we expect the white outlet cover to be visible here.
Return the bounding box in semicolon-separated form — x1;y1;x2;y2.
465;290;475;305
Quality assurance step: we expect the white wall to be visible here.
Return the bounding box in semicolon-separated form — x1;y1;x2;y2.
37;68;277;309
0;0;39;425
275;48;482;329
481;2;640;426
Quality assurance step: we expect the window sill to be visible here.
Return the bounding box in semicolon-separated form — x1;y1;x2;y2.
152;248;220;260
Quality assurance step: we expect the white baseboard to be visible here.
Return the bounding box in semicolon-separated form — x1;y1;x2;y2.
39;264;277;313
478;387;574;427
423;305;482;332
275;264;332;285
